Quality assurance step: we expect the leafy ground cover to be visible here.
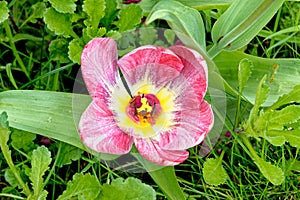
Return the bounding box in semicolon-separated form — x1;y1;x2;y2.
0;0;300;199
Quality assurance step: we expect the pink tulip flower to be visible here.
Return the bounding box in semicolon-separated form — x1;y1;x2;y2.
79;38;214;166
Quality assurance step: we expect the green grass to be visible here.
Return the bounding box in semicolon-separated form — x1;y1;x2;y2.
0;0;300;199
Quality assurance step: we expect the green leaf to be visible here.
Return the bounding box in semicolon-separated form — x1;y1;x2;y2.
139;27;158;46
209;0;284;57
203;158;228;186
0;1;9;24
267;105;300;125
286;160;300;173
177;0;232;10
49;39;70;63
4;169;19;188
83;0;106;29
134;154;185;200
253;156;284;185
268;85;300;110
146;0;206;50
101;177;156;200
68;38;84;64
48;0;77;14
268;129;300;148
57;173;101;200
116;4;143;32
31;2;46;19
29;146;52;200
254;75;269;113
214;51;300;106
11;130;36;152
43;8;77;38
164;29;176;45
101;0;117;27
238;59;253;93
0;111;8;128
55;142;83;167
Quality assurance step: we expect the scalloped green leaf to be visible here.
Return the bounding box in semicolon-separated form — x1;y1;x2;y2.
268;105;300;125
146;0;206;50
0;1;9;24
43;8;77;38
68;38;84;64
57;173;101;200
268;85;300;110
55;142;83;167
203;158;228;186
29;146;52;200
11;130;36;152
116;4;143;32
254;156;284;185
253;75;269;116
101;0;117;27
238;59;253;93
268;129;300;148
101;177;156;200
49;39;70;63
48;0;77;14
83;0;105;29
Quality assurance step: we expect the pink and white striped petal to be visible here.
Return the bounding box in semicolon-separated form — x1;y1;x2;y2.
81;38;119;98
159;100;214;150
134;138;189;166
170;45;208;102
118;45;185;86
79;96;133;154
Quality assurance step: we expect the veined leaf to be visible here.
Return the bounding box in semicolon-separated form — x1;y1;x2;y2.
48;0;77;13
254;156;284;185
29;146;52;200
83;0;106;29
268;129;300;148
238;58;253;93
267;105;300;125
209;0;284;57
214;51;300;106
11;130;36;152
68;38;84;64
203;158;228;186
43;8;77;38
0;1;9;24
101;177;156;200
177;0;232;10
57;173;101;200
268;85;300;110
254;75;269;114
146;0;206;50
116;4;143;32
101;0;117;27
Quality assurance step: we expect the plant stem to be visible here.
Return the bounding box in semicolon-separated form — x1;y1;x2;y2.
3;20;30;79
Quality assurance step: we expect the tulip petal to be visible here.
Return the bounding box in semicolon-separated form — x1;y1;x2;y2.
169;45;208;102
118;45;184;86
79;94;133;154
159;100;214;150
134;138;189;166
81;38;119;98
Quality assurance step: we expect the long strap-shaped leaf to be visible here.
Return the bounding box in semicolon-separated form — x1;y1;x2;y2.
209;0;285;58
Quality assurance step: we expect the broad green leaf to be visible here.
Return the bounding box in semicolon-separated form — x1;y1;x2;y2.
214;51;300;106
203;158;228;186
0;1;9;24
0;111;8;128
4;169;19;187
43;8;77;38
264;134;286;147
68;38;84;64
11;130;36;152
101;177;156;200
139;27;158;45
48;0;77;14
57;173;101;200
177;0;232;10
268;129;300;148
286;160;300;173
268;85;300;110
209;0;284;57
29;146;51;200
254;156;284;185
238;58;253;93
83;0;106;29
55;142;83;167
49;39;70;63
0;90;89;151
267;105;300;125
146;0;206;50
116;4;143;32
